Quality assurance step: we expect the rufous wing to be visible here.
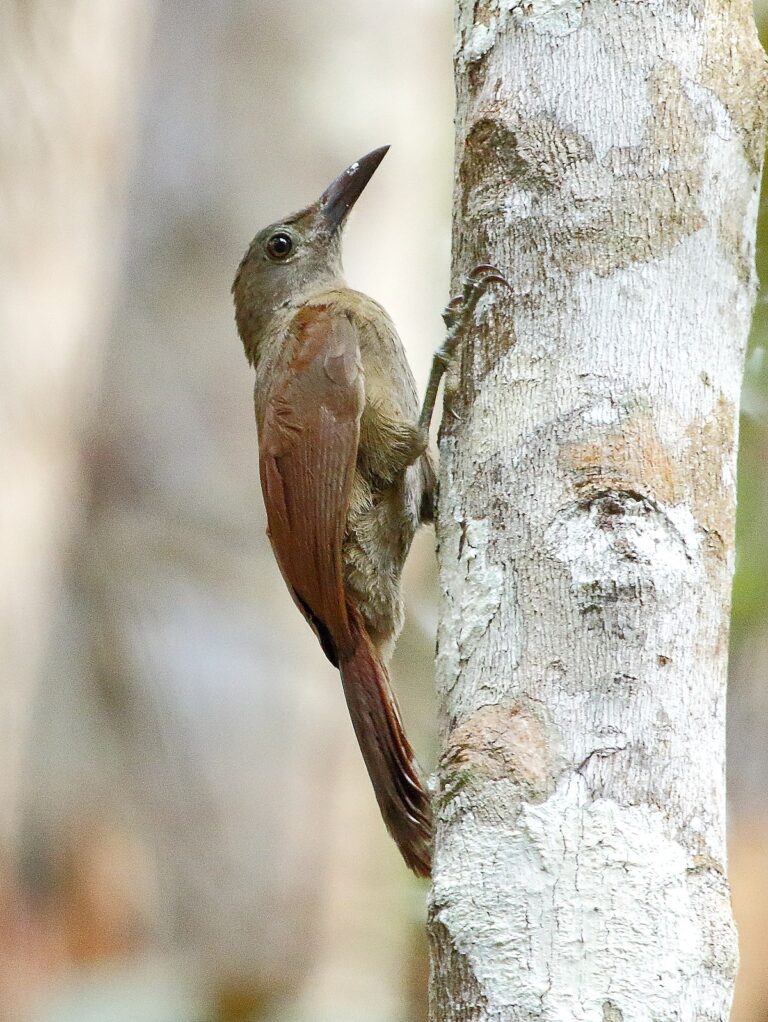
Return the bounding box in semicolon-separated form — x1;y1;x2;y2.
258;304;363;662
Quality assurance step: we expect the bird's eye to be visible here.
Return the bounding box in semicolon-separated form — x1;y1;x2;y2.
266;231;293;260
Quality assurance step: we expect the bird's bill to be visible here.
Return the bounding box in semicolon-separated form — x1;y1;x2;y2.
318;145;390;232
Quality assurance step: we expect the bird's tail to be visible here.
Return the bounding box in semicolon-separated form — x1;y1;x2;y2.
339;604;433;877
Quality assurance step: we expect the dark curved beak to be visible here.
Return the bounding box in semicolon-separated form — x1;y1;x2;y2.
319;145;390;232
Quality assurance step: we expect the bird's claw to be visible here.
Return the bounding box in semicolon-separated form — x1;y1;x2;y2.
441;295;464;328
466;263;512;289
420;263;510;436
441;263;511;335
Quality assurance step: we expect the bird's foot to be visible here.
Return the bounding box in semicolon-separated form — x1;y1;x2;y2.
418;264;511;435
442;264;511;335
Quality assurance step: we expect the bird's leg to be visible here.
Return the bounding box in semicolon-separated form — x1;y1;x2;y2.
418;265;511;438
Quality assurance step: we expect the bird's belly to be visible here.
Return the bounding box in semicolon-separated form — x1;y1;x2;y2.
342;470;418;660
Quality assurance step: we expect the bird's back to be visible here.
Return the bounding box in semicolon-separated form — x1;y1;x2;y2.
306;287;419;417
297;288;433;656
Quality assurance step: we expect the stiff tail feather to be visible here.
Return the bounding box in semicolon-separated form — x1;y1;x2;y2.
339;606;433;877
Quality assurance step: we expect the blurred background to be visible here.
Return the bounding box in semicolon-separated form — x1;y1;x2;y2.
1;2;766;1020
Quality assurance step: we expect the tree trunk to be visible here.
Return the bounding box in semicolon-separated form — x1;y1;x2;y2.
428;2;767;1019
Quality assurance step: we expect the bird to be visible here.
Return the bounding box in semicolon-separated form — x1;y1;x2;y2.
232;145;506;875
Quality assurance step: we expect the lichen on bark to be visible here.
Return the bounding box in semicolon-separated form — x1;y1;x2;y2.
429;1;767;1019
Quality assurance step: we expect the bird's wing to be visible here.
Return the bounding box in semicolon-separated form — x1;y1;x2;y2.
258;304;363;664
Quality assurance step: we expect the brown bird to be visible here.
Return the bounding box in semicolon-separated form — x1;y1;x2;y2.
232;146;505;875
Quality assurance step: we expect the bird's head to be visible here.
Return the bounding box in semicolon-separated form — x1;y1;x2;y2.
233;145;389;362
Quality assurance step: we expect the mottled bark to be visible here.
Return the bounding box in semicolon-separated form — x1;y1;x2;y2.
429;2;767;1020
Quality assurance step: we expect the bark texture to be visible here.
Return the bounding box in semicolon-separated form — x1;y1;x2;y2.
429;2;767;1020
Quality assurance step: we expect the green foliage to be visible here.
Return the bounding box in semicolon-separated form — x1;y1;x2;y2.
733;17;768;641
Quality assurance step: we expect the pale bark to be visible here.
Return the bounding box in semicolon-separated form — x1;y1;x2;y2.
429;2;767;1020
